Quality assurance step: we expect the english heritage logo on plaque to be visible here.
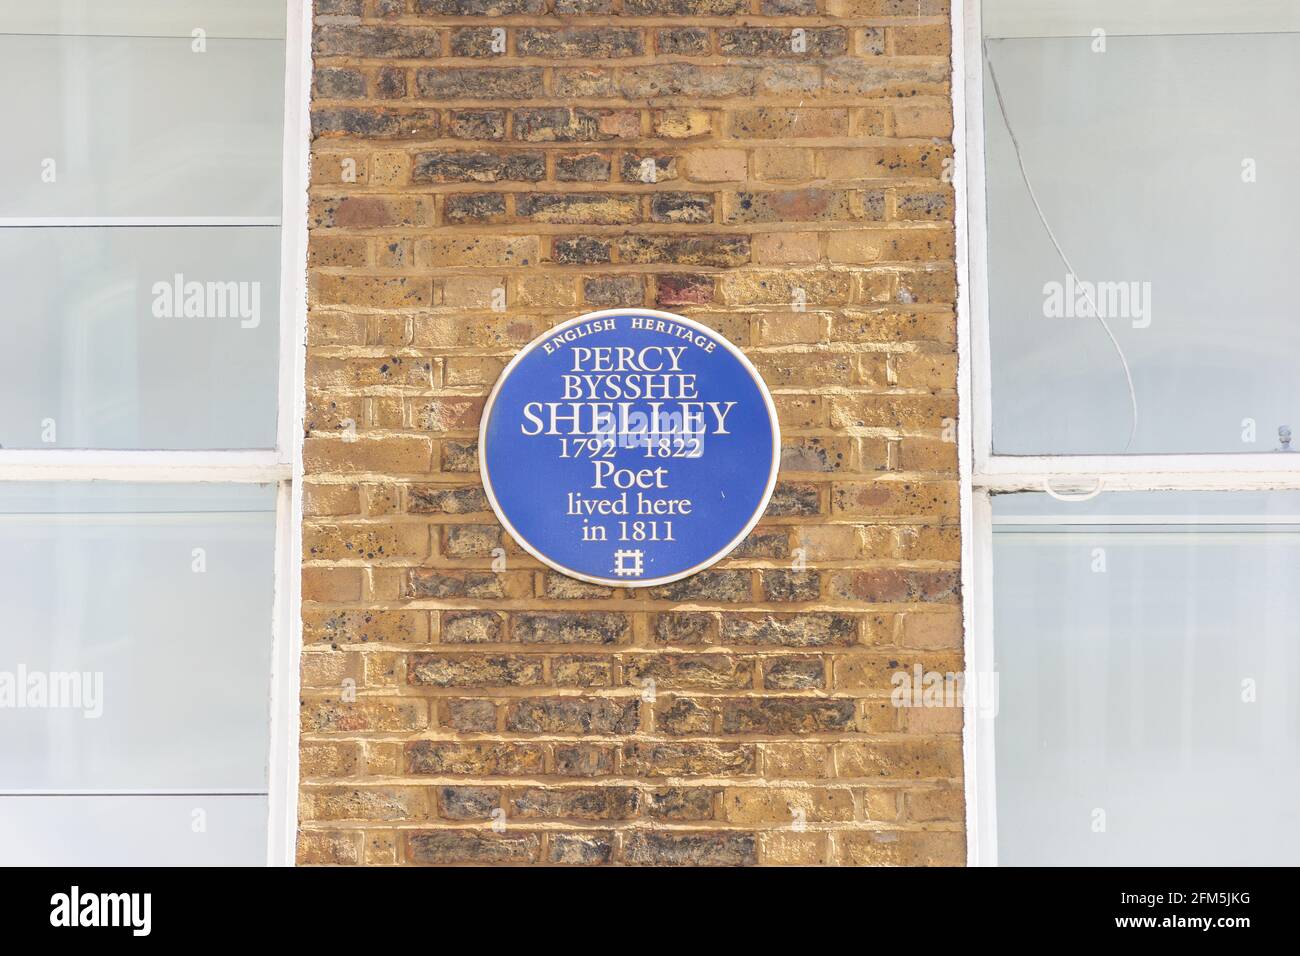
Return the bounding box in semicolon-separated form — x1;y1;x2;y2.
480;308;781;587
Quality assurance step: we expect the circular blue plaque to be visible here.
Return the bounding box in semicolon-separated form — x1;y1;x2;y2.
480;308;780;587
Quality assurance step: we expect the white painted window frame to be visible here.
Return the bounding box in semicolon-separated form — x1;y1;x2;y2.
0;0;310;867
952;0;1300;866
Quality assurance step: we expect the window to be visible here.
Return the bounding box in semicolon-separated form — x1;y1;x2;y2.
0;0;309;865
958;0;1300;864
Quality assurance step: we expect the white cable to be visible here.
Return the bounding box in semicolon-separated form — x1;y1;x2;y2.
983;39;1139;453
1043;476;1105;502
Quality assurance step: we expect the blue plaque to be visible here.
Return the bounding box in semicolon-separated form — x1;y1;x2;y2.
480;308;780;587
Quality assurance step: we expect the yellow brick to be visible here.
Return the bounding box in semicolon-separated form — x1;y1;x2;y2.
753;232;820;265
686;149;748;182
761;831;828;865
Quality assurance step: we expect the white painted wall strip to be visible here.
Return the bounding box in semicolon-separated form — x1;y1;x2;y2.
265;0;311;870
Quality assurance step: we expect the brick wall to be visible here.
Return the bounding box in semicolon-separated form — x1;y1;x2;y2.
299;0;962;866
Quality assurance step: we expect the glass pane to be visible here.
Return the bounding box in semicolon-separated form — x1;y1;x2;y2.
0;483;276;792
0;227;280;449
0;30;285;217
0;795;267;866
993;490;1300;865
0;0;286;39
982;2;1300;454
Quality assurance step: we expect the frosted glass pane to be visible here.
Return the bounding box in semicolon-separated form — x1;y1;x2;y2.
0;227;280;449
982;25;1300;454
0;0;286;38
0;483;276;792
985;0;1300;39
0;33;284;217
993;491;1300;865
0;796;267;866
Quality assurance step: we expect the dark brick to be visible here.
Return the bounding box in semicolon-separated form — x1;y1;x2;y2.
583;275;644;307
411;149;544;183
440;610;505;644
655;273;714;307
315;0;364;13
554;68;618;98
505;697;641;734
615;234;748;268
623;0;746;14
450;27;505;57
553;237;612;265
731;528;790;559
407;830;540;864
448;109;506;140
657;28;711;56
416;0;543;12
373;67;407;99
625;653;753;690
314;67;366;99
761;570;822;602
507;787;639;820
406;569;503;599
406;740;545;775
551;655;613;687
444;193;508;224
650;192;713;225
656;696;714;735
766;481;820;516
621;741;757;777
763;656;826;690
554;744;616;777
620;152;677;184
540;574;616;601
440;524;502;557
624;830;756;866
556;151;613;182
720;612;858;647
512;612;630;645
644;787;717;820
548;832;614;864
720;697;856;734
415;68;544;100
647;570;751;603
653;611;716;645
441;440;479;471
408;485;488;514
718;28;848;58
408;654;543;687
438;786;500;820
312;107;440;140
512;107;638;143
441;698;497;732
315;25;442;58
761;0;816;12
515;193;640;225
516;28;644;59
